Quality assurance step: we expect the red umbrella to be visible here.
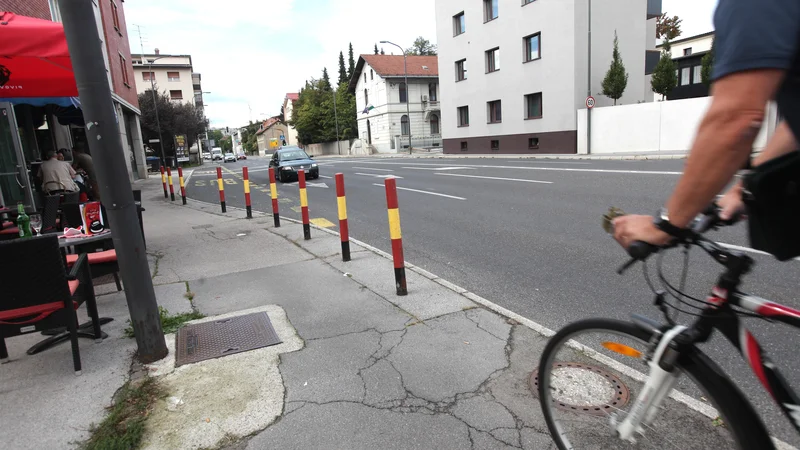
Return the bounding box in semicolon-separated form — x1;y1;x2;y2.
0;11;78;98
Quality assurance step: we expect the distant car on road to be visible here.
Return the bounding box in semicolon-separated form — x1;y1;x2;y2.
269;147;319;182
202;153;211;160
224;153;236;163
237;153;247;160
211;147;223;161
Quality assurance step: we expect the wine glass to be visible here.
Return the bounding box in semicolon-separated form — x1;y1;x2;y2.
29;214;42;236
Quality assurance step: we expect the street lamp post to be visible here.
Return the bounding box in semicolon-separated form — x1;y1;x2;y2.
380;40;412;155
146;56;169;167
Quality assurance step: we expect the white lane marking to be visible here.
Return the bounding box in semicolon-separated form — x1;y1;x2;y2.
351;166;394;172
307;182;329;189
318;175;333;179
372;183;466;200
353;161;683;175
435;173;553;184
244;167;275;173
402;166;476;171
355;173;403;179
719;242;800;262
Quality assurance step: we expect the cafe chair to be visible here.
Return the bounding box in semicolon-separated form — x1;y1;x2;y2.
65;249;122;292
0;235;102;375
60;202;83;229
0;220;18;241
41;195;61;234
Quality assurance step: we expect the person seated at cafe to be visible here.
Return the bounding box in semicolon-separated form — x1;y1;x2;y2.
38;149;79;194
72;146;98;200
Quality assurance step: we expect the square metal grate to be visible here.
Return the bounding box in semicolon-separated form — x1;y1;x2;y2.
175;312;282;367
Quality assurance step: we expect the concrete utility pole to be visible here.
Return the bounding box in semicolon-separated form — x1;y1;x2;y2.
146;56;168;166
381;41;412;155
60;0;168;363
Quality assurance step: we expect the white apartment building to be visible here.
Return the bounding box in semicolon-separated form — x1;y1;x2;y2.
435;0;660;154
131;51;205;110
348;55;440;153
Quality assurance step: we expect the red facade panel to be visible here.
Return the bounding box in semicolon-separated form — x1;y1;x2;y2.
98;0;138;108
0;0;51;20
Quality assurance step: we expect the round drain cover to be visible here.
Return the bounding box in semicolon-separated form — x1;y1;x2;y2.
530;363;630;416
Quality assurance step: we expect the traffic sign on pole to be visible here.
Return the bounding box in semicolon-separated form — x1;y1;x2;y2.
586;96;596;109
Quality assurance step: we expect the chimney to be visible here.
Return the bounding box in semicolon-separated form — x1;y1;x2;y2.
155;48;160;55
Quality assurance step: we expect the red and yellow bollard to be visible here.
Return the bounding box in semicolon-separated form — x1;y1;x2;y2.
216;166;226;213
177;167;187;205
243;166;252;219
167;167;175;202
298;169;311;240
335;173;350;261
385;177;407;296
269;168;280;227
160;166;168;198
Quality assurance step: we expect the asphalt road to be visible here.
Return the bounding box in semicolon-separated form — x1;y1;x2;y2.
186;156;800;446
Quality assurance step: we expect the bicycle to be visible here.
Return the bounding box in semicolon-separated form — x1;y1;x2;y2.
537;205;800;449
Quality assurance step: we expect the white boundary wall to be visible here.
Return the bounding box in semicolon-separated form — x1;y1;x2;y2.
577;98;778;155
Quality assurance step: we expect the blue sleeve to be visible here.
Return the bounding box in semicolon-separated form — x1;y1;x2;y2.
712;0;800;80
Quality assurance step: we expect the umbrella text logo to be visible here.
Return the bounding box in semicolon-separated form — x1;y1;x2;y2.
0;65;10;86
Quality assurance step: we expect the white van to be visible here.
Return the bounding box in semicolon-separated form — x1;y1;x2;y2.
211;147;223;161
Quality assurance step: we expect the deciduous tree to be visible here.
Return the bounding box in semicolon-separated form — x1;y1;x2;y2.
701;38;715;87
656;13;682;40
406;36;437;56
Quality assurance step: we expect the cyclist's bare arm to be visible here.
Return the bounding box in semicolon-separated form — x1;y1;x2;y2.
664;69;786;228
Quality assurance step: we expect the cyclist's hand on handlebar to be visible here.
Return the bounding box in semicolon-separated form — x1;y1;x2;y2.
718;183;746;222
612;214;672;250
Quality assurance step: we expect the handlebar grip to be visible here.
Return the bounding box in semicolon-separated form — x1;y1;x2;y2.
628;241;657;260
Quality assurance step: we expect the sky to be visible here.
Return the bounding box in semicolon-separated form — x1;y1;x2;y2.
123;0;717;129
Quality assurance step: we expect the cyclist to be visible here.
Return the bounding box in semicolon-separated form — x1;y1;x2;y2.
614;0;800;248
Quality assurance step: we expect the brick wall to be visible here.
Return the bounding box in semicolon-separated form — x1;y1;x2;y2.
98;0;139;108
0;0;52;20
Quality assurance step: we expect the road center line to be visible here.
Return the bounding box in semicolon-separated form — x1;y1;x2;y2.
371;183;466;200
318;175;333;179
346;161;682;175
351;167;393;172
435;173;553;184
402;167;476;171
355;173;403;179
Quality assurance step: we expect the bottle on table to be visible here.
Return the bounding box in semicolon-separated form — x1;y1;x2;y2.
16;202;32;238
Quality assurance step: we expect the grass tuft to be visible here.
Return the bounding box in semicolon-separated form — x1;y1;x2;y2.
124;306;205;338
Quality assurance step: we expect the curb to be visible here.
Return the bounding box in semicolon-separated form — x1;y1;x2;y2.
317;154;688;161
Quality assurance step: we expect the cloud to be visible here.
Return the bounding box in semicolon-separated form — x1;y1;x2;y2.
124;0;436;128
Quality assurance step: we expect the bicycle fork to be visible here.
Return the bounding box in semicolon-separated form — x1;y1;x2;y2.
614;325;687;443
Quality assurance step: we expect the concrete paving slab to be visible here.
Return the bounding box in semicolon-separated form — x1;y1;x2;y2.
466;308;512;341
281;329;381;404
245;402;471;450
191;259;412;340
141;305;302;450
452;395;517;432
388;312;509;402
323;252;475;321
0;293;136;450
362;359;406;406
471;429;518;450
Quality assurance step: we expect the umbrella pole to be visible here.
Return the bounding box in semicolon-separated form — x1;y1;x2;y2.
59;0;168;363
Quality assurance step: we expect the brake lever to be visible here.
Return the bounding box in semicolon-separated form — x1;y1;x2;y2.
617;258;639;275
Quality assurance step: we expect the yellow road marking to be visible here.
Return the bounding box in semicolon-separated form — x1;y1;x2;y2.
310;218;336;228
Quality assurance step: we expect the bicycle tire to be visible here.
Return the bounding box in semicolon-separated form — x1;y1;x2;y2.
537;318;773;450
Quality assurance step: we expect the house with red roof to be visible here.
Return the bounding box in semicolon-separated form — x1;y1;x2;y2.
347;55;440;153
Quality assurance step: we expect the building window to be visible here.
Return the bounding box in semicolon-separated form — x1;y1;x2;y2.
142;71;154;82
111;0;121;31
168;71;180;82
170;90;183;100
485;47;500;73
453;12;466;36
693;65;702;84
681;67;691;86
364;88;369;106
525;92;542;119
399;82;407;103
430;114;440;135
429;83;438;101
524;33;541;62
119;54;129;86
455;59;467;81
400;115;410;136
487;100;502;124
457;106;469;127
370;69;374;80
484;0;498;22
491;140;500;151
683;47;692;56
461;141;468;151
523;0;536;5
529;137;540;149
364;73;367;83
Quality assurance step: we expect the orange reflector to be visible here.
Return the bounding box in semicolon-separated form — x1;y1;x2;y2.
602;342;642;359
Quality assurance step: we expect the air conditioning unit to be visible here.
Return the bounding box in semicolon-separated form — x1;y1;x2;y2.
421;95;428;103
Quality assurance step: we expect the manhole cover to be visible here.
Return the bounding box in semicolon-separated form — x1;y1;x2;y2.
175;312;282;367
529;363;630;416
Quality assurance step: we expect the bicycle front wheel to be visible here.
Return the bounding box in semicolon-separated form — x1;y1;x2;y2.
537;318;772;450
